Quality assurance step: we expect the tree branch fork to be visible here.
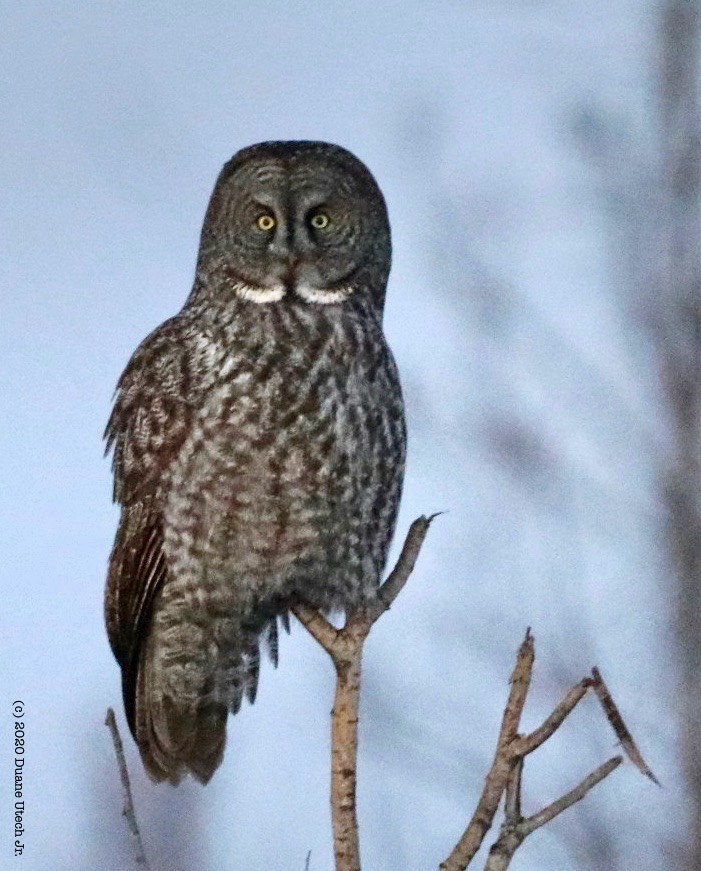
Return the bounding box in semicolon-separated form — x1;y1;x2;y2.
292;515;656;871
291;513;437;870
439;629;657;871
106;514;656;870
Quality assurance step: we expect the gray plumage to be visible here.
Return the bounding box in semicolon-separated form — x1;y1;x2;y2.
104;141;405;784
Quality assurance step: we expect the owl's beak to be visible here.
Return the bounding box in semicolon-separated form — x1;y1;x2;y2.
281;256;302;290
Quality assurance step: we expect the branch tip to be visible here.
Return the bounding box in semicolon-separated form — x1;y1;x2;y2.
590;668;659;785
105;708;151;868
426;510;447;523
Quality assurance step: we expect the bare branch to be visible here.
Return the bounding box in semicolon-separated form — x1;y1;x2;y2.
484;757;623;871
292;602;339;655
294;517;433;871
499;629;535;747
521;756;623;835
503;759;523;825
294;521;652;871
439;630;534;871
104;707;151;869
441;635;652;871
512;678;591;756
362;513;437;624
590;667;660;785
329;652;362;869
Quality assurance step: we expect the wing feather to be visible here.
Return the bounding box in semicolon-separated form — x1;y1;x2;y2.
104;317;194;738
106;515;167;734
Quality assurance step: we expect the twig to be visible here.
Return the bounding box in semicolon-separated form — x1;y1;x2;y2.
292;515;434;871
439;630;534;871
292;601;340;654
440;637;654;871
520;756;622;834
294;521;653;871
503;759;523;825
484;757;623;871
105;707;151;869
304;849;312;870
591;667;660;785
362;513;440;623
512;678;592;756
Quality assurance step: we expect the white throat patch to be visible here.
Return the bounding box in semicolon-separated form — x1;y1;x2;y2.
294;283;353;305
232;281;286;304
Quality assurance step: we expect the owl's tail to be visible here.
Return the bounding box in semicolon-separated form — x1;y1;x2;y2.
129;641;228;785
128;621;277;785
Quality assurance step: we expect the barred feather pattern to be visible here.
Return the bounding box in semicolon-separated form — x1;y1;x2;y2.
104;141;405;784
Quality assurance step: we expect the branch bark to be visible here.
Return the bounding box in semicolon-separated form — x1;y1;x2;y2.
438;631;535;870
293;514;435;871
439;635;655;871
105;707;151;869
484;757;623;871
295;517;654;871
106;512;653;871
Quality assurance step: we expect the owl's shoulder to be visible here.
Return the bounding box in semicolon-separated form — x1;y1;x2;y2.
117;316;189;385
105;314;213;505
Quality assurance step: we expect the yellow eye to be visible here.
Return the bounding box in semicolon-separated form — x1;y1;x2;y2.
310;212;330;230
256;214;276;231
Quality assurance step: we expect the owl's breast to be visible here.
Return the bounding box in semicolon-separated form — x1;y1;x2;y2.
162;318;405;612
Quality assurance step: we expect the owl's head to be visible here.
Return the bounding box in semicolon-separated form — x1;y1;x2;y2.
195;141;391;310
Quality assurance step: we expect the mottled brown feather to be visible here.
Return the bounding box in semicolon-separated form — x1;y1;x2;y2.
104;141;406;784
106;517;167;735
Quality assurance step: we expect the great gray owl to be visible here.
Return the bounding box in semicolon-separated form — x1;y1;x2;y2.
104;141;406;784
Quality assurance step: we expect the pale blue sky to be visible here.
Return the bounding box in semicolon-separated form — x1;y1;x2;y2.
1;3;676;869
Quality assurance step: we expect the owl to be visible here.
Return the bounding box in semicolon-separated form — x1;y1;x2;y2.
104;141;406;784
